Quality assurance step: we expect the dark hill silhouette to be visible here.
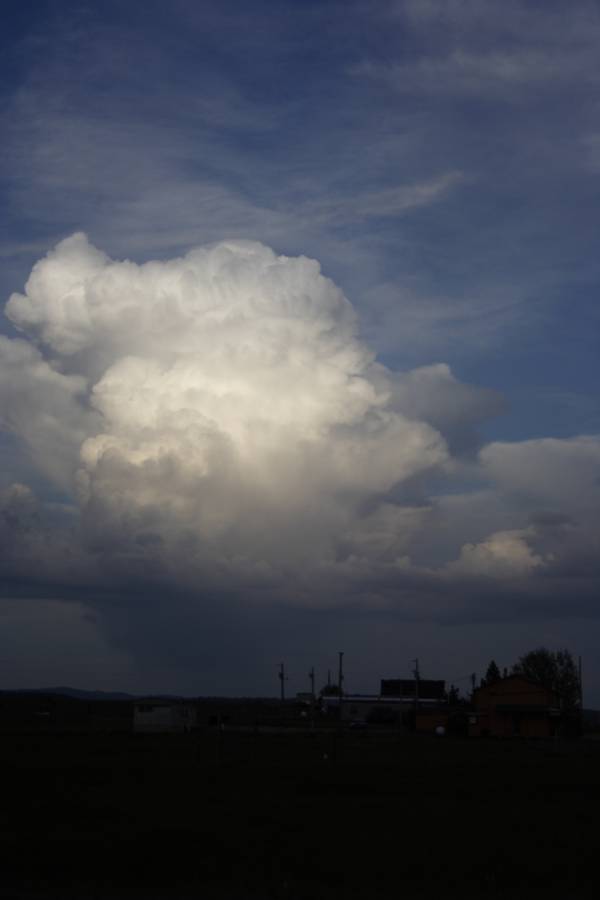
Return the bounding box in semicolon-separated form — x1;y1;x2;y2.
0;686;134;701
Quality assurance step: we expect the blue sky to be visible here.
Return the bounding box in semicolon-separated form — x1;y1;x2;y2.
2;0;598;439
1;1;599;699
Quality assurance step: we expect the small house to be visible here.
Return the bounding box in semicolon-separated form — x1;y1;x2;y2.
133;699;196;733
469;675;560;738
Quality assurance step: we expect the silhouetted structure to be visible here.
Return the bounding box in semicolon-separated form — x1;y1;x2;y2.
469;675;560;738
380;679;445;701
323;675;448;730
133;698;197;733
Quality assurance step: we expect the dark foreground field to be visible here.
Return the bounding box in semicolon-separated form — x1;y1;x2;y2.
1;729;598;899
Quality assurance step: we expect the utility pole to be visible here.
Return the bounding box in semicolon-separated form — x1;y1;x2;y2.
338;651;344;722
412;658;420;713
471;672;476;698
278;663;287;703
579;656;583;708
309;666;316;732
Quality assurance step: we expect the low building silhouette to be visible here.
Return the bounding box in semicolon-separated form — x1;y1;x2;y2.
133;698;197;733
322;676;448;730
380;679;445;701
469;675;560;738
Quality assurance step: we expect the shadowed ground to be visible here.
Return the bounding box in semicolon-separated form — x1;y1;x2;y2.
0;729;598;898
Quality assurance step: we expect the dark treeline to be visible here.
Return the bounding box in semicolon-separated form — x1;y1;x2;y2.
480;646;582;711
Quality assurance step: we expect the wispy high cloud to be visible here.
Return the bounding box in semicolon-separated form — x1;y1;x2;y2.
301;172;464;226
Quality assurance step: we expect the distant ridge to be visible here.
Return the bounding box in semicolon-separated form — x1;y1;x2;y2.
0;686;135;701
0;688;290;702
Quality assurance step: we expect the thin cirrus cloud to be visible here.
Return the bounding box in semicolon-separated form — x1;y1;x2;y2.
299;172;465;227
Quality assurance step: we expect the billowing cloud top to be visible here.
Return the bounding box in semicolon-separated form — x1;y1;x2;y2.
2;235;448;592
1;235;599;620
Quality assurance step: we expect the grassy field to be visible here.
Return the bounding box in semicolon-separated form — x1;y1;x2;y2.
1;729;598;898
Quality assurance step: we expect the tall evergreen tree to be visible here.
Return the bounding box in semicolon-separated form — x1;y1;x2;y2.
484;660;501;685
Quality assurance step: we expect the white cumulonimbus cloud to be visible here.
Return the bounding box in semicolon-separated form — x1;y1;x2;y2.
2;234;449;596
2;234;598;614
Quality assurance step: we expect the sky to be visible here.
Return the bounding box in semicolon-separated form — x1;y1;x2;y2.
0;0;599;702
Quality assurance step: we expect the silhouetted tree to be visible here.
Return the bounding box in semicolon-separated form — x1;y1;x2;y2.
512;647;580;712
448;685;460;704
484;660;501;685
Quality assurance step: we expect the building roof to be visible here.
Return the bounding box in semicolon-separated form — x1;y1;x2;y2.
135;697;194;707
473;674;558;704
323;694;442;705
